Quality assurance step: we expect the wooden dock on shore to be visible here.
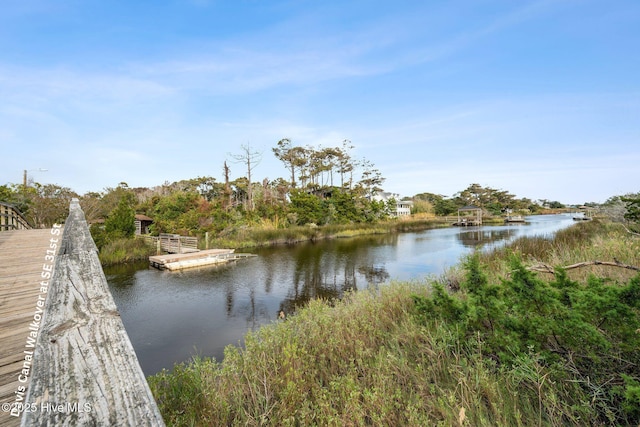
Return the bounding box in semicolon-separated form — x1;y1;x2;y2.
149;249;256;271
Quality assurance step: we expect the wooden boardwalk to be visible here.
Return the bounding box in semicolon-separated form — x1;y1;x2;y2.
1;199;165;426
22;200;165;426
0;228;58;427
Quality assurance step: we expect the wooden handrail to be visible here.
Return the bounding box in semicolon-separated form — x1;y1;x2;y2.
0;202;32;231
22;199;165;426
139;233;199;254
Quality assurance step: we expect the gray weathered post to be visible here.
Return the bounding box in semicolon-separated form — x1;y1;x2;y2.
22;199;165;426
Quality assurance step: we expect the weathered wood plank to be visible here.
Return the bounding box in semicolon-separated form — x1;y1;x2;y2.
0;228;56;427
22;200;165;427
0;203;32;231
148;248;256;271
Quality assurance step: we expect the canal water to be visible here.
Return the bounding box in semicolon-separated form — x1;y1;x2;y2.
105;214;575;375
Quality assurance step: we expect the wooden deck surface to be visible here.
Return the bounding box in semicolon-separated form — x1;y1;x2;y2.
0;228;57;427
149;248;258;271
149;248;234;265
22;200;165;426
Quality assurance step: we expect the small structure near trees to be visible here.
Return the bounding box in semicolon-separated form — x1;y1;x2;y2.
455;205;482;226
135;214;153;235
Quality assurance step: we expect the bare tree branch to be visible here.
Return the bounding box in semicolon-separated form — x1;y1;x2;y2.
619;222;640;237
229;143;262;211
529;260;640;274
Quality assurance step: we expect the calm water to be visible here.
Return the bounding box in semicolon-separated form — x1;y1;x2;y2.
105;214;575;375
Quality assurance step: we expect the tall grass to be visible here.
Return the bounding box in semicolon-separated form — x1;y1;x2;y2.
148;219;640;426
150;285;585;426
98;237;155;266
475;219;640;283
209;217;450;249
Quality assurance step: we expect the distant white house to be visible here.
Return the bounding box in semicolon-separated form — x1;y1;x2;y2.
371;192;413;217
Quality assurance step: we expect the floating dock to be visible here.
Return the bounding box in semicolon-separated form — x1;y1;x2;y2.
452;218;482;226
149;249;256;271
504;215;526;223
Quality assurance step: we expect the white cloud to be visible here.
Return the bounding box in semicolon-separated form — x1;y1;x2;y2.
1;0;638;205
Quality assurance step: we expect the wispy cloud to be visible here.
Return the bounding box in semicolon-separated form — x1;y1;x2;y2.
1;65;174;103
1;0;638;203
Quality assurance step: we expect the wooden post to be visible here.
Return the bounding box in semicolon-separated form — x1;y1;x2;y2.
205;232;209;250
22;199;165;426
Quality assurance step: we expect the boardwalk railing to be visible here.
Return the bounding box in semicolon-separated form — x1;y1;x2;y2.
0;202;32;231
23;199;165;426
139;233;199;254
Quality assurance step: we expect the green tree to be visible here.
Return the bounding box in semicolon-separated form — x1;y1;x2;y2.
30;183;78;227
0;183;35;220
434;197;458;216
622;195;640;228
456;183;517;214
355;159;385;198
549;200;565;209
337;140;355;189
272;139;308;188
326;188;362;223
288;190;323;225
0;184;18;205
151;191;203;234
104;194;136;239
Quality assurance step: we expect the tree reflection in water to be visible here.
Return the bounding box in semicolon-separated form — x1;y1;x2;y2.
106;215;576;375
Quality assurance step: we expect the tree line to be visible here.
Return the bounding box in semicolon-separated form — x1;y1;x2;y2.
2;139;639;244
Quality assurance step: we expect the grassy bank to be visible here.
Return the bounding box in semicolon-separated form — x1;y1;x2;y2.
208;216;451;249
478;219;640;284
148;219;640;426
97;215;501;264
98;237;156;266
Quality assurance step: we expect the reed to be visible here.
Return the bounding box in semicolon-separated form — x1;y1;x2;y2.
476;219;640;283
98;237;155;266
148;218;640;426
149;282;599;426
208;218;449;249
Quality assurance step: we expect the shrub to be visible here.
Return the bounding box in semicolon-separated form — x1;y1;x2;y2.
413;254;640;425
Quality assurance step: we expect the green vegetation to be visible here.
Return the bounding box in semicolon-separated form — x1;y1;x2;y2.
97;237;155;266
4;146;639;424
87;184;146;264
621;195;640;233
414;183;542;216
0;182;77;227
208;217;451;249
148;219;640;426
104;193;136;239
3;138;638;269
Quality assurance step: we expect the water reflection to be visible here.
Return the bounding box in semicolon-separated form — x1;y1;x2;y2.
456;226;519;247
106;214;575;374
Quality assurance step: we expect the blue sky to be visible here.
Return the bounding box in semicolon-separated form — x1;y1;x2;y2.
1;0;638;204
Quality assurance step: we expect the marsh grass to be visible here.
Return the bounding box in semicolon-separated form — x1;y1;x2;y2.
148;219;640;426
98;237;155;266
150;285;575;426
477;219;640;283
208;217;448;249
